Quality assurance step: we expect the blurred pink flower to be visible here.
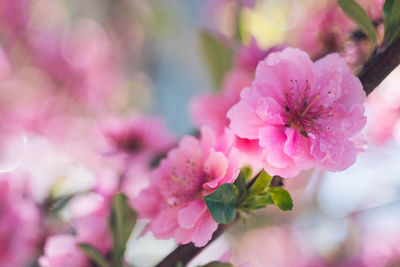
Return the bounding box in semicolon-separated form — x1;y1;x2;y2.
357;228;400;267
121;162;151;200
0;174;41;267
365;68;400;145
297;5;354;58
357;0;384;21
0;45;11;79
134;127;240;246
38;235;89;267
228;48;366;177
202;0;256;37
220;249;249;267
68;193;112;254
229;227;324;267
92;167;120;202
235;39;286;72
103;115;175;165
190;69;253;136
366;93;400;145
0;0;30;36
27;19;121;107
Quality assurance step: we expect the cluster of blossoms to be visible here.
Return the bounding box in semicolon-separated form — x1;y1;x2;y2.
0;0;176;266
39;193;112;266
135;127;240;246
0;174;41;267
136;45;367;246
1;0;395;266
190;40;286;170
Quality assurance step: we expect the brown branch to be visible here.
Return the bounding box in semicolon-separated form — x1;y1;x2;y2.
156;37;400;267
155;223;230;267
359;38;400;95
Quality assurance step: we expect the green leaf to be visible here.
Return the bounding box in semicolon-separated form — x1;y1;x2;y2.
234;171;247;197
248;170;272;195
109;193;137;267
240;192;275;210
386;25;400;46
204;183;238;224
199;31;233;89
383;0;400;46
267;187;293;211
200;261;233;267
241;166;252;181
78;243;109;267
338;0;377;41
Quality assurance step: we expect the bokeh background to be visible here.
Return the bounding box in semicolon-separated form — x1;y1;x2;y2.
0;0;399;266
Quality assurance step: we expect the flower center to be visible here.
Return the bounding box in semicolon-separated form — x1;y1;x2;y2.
283;80;333;137
165;159;205;206
117;133;144;154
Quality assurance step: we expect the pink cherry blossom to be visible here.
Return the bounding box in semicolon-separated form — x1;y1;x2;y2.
68;193;112;254
26;18;121;108
121;162;151;200
103;115;175;164
0;174;41;267
228;48;366;177
38;235;89;267
190;69;253;135
134;127;240;246
296;4;354;58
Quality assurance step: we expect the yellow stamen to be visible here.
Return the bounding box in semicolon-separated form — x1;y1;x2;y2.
301;95;320;116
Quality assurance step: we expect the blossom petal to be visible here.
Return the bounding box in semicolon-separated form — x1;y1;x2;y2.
255;48;314;101
227;100;264;139
190;211;218;247
258;125;286;147
177;200;207;229
256;97;284;125
203;149;228;186
151;208;179;237
313;53;345;104
284;128;315;169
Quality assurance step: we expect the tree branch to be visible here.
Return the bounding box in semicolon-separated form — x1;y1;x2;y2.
155;223;229;267
359;38;400;95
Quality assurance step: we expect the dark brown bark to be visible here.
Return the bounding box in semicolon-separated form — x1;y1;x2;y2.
155;224;229;267
359;38;400;95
